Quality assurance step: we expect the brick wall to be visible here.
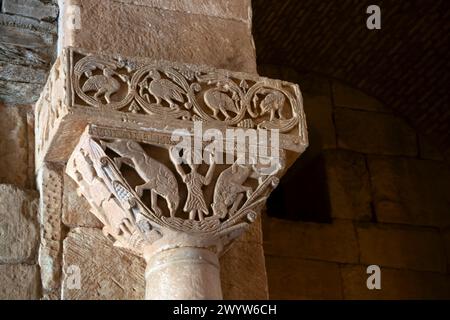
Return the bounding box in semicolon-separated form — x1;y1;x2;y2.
0;0;58;299
259;64;450;299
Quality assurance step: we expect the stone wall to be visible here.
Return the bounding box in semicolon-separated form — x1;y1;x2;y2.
259;65;450;299
1;0;268;300
0;0;58;299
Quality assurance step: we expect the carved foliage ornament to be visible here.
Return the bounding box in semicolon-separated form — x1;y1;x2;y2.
66;133;281;256
70;50;303;134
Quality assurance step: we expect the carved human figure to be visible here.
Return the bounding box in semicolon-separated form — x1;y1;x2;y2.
100;139;179;216
170;149;215;221
139;69;185;109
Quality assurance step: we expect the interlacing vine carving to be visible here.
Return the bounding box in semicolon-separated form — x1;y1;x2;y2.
72;53;301;133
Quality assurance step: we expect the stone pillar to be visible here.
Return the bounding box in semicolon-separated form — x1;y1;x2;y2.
36;0;308;300
144;247;222;300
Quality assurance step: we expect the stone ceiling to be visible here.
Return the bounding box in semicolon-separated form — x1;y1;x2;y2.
253;0;449;156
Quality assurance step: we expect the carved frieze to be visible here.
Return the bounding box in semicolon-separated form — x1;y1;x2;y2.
35;48;308;168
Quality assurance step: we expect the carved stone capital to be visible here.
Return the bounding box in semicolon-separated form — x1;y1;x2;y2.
37;48;308;299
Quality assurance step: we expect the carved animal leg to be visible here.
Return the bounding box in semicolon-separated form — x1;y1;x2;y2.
155;96;162;105
270;109;275;121
229;193;244;216
197;210;204;221
150;189;162;216
189;210;197;220
94;88;106;101
105;91;112;104
166;98;179;110
211;108;219;119
220;108;231;120
277;108;285;119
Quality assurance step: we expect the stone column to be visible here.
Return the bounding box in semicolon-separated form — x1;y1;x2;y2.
36;1;308;300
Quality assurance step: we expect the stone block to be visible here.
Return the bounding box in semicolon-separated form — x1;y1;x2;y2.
368;156;450;227
221;240;268;299
0;264;40;299
356;223;446;273
62;227;145;299
59;0;256;73
332;81;388;112
2;0;59;21
110;0;252;23
263;217;359;263
0;104;28;187
0;80;44;104
324;150;372;220
0;62;48;84
341;265;450;299
266;256;342;299
37;163;64;294
62;174;103;228
0;184;39;263
335;107;417;156
303;93;336;149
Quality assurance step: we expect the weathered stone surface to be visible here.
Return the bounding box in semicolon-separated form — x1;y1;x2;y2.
368;156;450;227
263;217;359;263
0;184;38;263
59;0;256;73
335;108;417;156
0;104;28;187
110;0;251;22
62;174;102;228
341;265;450;299
62;228;145;300
2;0;59;21
37;163;64;295
0;80;44;104
332;81;389;112
357;224;446;273
266;256;342;299
221;229;268;299
0;12;56;34
0;13;55;102
0;264;40;299
0;62;47;83
26;109;36;189
324;150;372;220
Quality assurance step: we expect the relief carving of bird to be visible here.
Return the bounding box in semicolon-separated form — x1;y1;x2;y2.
252;89;286;121
141;70;185;109
204;87;239;120
82;67;120;104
